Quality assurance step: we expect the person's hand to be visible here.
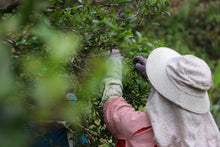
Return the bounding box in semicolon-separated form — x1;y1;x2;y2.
104;49;124;60
133;56;147;78
110;49;124;60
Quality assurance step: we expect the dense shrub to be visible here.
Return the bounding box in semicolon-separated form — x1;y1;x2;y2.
0;0;219;146
0;0;170;146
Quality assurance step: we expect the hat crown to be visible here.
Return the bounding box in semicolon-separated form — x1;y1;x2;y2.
166;55;213;92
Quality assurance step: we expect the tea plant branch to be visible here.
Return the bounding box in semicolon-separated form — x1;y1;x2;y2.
74;122;102;138
3;38;17;46
56;121;76;134
47;120;76;134
71;64;86;72
123;94;147;103
116;0;141;21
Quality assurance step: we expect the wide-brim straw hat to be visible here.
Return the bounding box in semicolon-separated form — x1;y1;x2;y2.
146;47;213;114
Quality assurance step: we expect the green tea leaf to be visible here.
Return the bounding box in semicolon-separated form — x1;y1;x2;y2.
214;61;220;87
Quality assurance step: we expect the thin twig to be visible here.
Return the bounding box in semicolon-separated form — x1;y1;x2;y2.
116;0;141;21
56;121;76;134
123;94;139;100
71;63;86;72
47;120;76;134
74;122;102;138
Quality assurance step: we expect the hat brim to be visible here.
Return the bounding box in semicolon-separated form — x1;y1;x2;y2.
146;47;210;114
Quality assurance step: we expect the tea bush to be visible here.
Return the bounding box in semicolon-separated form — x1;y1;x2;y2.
1;0;219;146
0;0;170;146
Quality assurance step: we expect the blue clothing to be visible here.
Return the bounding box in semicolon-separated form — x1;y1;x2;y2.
30;127;69;147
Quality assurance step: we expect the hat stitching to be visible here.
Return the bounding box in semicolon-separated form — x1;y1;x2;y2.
166;57;206;97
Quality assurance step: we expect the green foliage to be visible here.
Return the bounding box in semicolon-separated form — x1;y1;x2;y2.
150;0;220;61
0;0;170;146
214;61;220;87
212;60;220;126
4;0;220;146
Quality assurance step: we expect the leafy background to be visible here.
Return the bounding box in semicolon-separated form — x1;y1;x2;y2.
0;0;219;146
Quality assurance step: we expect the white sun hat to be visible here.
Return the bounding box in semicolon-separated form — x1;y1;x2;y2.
146;47;213;114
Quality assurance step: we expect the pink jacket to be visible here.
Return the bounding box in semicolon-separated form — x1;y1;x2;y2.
103;97;156;147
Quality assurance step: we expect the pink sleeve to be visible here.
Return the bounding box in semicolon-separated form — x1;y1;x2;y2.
103;97;152;139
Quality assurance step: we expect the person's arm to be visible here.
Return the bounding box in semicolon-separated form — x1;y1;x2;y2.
101;50;152;140
101;78;123;105
101;49;123;105
103;97;153;139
